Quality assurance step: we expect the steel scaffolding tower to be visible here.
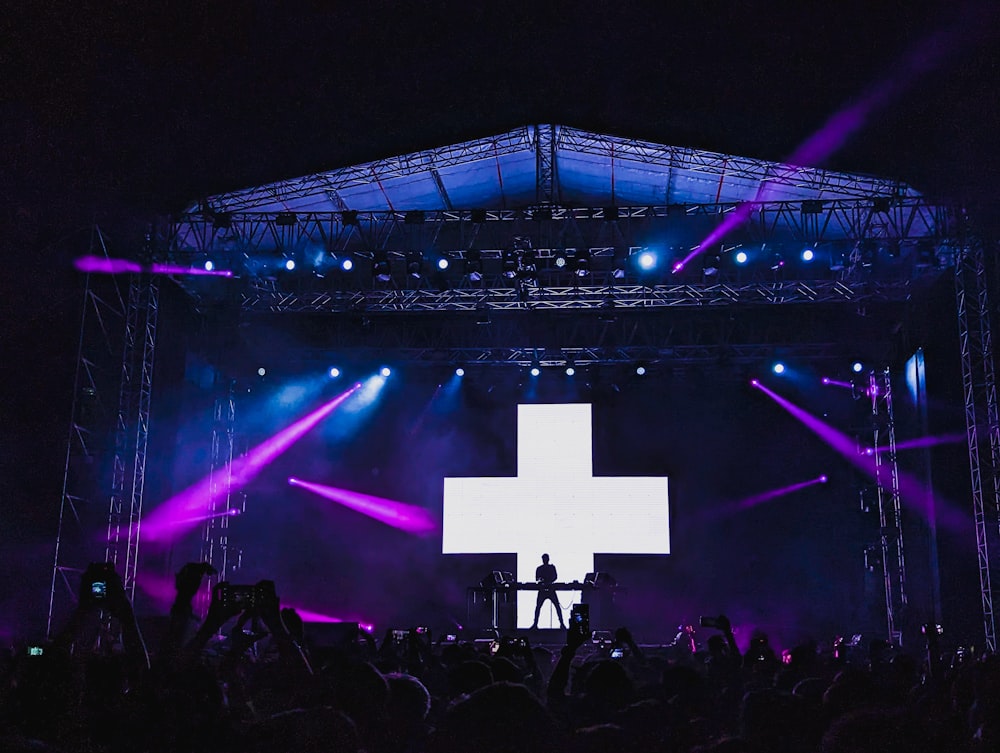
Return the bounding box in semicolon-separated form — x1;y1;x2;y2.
48;266;127;636
870;367;908;644
955;234;1000;652
104;274;159;603
198;382;246;612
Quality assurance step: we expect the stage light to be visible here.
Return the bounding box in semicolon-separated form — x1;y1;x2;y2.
406;252;423;278
329;367;341;378
257;367;267;377
530;366;540;377
822;377;831;385
802;248;815;262
574;249;591;276
284;258;296;271
636;365;646;376
204;260;215;271
340;257;354;272
819;474;829;483
437;257;449;271
554;253;567;269
380;366;392;377
735;251;748;264
465;249;483;280
852;361;864;373
637;251;656;271
772;362;786;375
372;251;391;282
566;366;575;376
455;367;465;377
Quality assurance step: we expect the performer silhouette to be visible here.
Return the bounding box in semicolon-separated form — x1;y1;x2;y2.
530;553;566;629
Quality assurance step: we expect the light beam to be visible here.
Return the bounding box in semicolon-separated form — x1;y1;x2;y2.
288;477;439;536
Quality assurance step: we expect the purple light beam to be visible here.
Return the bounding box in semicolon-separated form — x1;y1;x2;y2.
75;255;233;277
751;380;969;533
738;475;829;510
676;11;980;273
288;476;439;537
143;384;361;544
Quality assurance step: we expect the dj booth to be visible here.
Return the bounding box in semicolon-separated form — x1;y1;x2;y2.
467;571;624;630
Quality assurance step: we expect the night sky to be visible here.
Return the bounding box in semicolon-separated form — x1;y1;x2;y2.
3;1;998;638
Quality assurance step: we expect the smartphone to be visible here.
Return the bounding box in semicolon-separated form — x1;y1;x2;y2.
219;583;255;608
28;646;44;657
91;581;108;600
610;647;624;659
570;604;590;638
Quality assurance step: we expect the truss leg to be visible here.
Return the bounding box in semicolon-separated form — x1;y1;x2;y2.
956;236;1000;653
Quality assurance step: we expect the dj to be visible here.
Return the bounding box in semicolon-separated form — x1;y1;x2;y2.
529;553;565;630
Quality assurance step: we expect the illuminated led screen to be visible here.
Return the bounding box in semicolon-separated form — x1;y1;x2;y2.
443;403;670;627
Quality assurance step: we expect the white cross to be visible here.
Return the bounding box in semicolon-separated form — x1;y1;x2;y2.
443;403;670;628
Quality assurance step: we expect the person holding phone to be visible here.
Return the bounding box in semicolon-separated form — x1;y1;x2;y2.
529;553;566;630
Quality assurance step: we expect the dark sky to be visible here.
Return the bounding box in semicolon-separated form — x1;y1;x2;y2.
2;1;998;633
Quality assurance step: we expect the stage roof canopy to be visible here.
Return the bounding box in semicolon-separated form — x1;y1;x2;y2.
190;124;920;215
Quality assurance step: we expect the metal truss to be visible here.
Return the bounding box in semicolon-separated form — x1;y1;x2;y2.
104;275;159;603
169;198;954;261
535;124;556;205
955;234;1000;653
193;125;916;214
198;382;246;613
870;367;908;644
555;126;918;200
48;265;128;636
238;279;914;314
197;128;534;214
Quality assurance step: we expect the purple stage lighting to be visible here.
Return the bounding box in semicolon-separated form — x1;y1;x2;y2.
738;474;830;510
75;255;233;277
889;433;965;452
143;384;361;543
672;261;685;273
752;380;969;532
823;377;854;389
288;477;439;536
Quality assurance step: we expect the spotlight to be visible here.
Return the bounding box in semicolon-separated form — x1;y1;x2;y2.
751;378;760;387
637;251;656;271
284;258;296;271
635;365;646;376
530;366;540;377
406;252;423;278
455;367;465;377
852;361;864;373
822;376;831;385
437;257;450;271
329;367;341;378
735;251;748;265
566;366;575;376
204;260;215;271
380;367;392;377
802;248;815;262
672;261;685;273
340;257;355;272
257;367;267;376
772;362;786;375
554;252;568;268
574;249;591;277
372;251;391;282
819;474;829;483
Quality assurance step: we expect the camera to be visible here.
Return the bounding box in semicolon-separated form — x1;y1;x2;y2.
91;581;107;600
218;583;255;609
699;616;720;629
570;604;590;638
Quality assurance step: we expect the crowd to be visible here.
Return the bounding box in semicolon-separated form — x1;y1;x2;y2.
3;561;998;752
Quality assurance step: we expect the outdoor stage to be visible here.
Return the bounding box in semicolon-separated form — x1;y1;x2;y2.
48;126;995;653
